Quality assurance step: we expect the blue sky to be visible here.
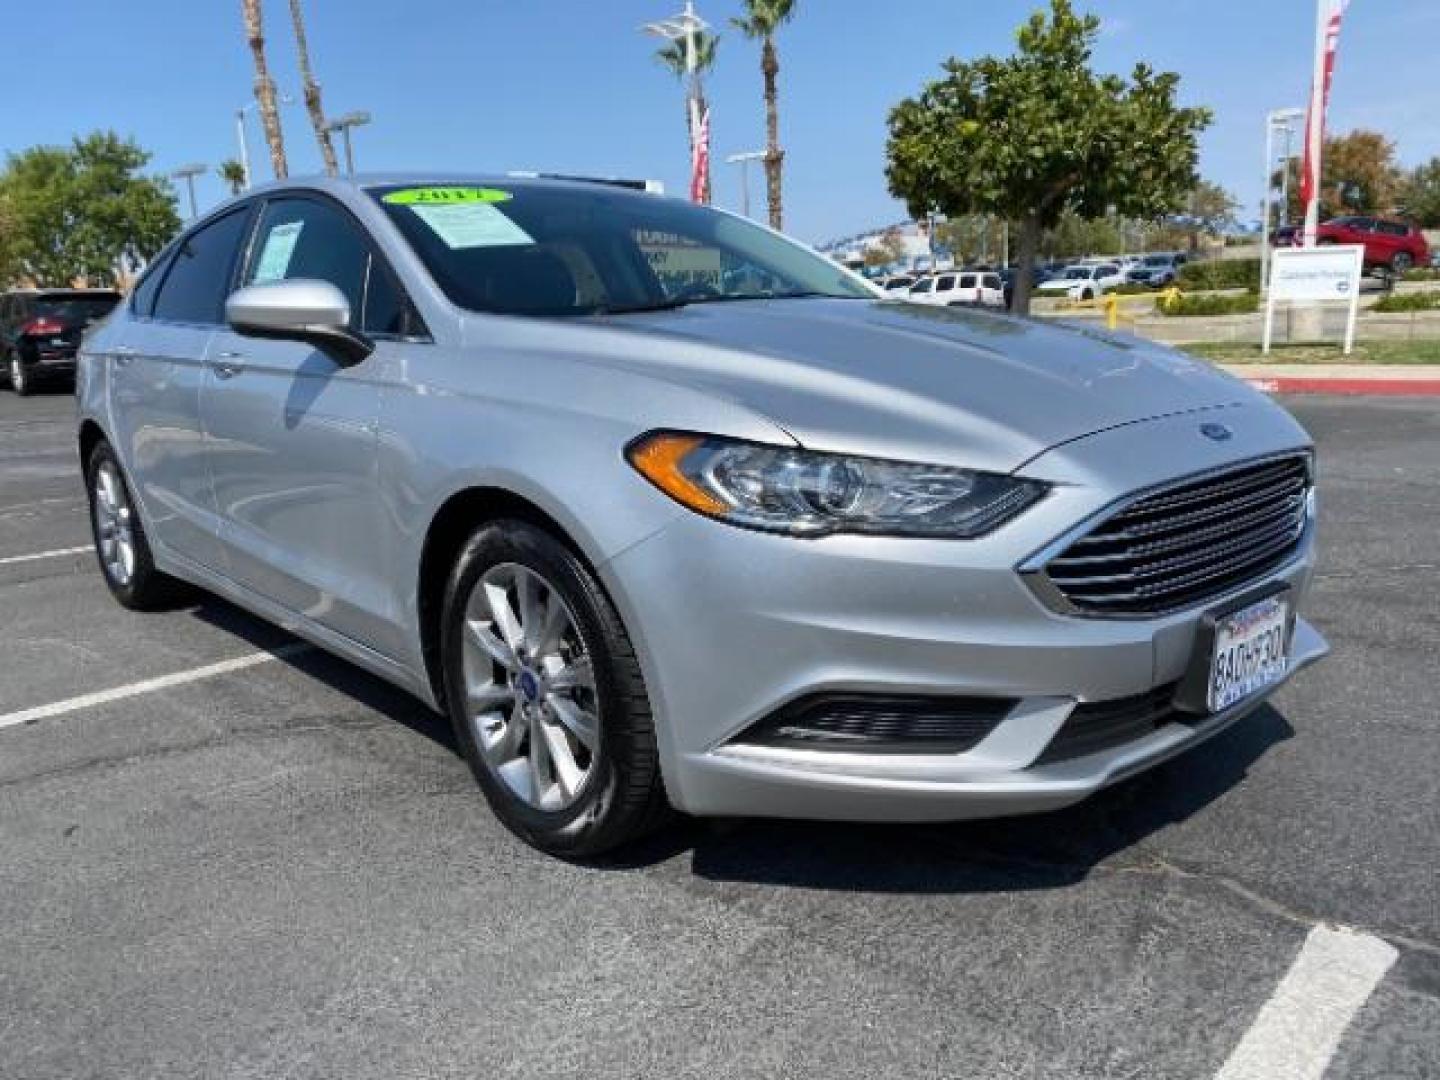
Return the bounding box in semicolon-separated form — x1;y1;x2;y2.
5;1;1436;243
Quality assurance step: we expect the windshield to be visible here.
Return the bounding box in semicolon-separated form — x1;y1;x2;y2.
1063;268;1092;280
372;183;875;317
1143;255;1170;267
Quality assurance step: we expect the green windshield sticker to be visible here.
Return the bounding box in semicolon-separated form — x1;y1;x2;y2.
382;186;512;205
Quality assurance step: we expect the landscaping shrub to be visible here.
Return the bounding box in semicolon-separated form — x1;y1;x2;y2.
1177;258;1262;291
1399;268;1440;282
1157;290;1260;317
1112;282;1154;295
1372;291;1440;313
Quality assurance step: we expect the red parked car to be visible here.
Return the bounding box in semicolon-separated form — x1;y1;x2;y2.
1314;216;1431;273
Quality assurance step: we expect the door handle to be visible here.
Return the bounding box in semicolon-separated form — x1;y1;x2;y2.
212;351;245;379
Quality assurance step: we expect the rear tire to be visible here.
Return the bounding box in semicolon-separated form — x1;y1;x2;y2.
10;354;31;397
440;519;670;859
84;440;190;610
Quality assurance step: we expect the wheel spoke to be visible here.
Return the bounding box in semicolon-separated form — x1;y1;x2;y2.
468;682;515;716
515;571;543;654
526;711;553;805
539;719;585;800
466;618;518;672
483;580;525;653
482;702;528;766
531;592;569;659
547;696;598;752
547;656;594;695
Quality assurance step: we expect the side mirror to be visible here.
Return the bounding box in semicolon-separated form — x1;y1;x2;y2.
225;279;374;367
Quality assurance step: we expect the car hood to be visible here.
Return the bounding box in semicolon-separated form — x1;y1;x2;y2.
586;299;1259;473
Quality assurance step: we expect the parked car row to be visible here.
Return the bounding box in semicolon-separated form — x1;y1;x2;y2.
879;250;1191;309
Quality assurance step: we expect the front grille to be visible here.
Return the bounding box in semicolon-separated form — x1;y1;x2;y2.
1041;455;1311;617
736;693;1015;754
1034;683;1185;766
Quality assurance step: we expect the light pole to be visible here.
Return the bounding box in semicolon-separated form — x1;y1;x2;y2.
643;2;710;203
170;163;207;220
324;111;372;176
725;151;765;218
1260;107;1304;292
236;94;295;190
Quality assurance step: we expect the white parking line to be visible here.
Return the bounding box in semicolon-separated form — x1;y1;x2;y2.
0;644;312;731
0;545;93;567
1214;924;1398;1080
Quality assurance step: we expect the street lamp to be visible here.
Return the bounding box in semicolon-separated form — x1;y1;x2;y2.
725;151;765;218
170;163;207;220
236;93;295;190
324;110;373;176
643;2;709;202
1260;107;1305;292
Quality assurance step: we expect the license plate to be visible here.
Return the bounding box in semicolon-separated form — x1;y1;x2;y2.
1208;595;1291;712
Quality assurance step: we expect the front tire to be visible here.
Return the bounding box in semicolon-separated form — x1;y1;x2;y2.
1392;252;1414;274
85;440;188;610
440;520;668;858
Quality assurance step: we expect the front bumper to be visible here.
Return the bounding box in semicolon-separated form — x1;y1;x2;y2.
601;406;1326;821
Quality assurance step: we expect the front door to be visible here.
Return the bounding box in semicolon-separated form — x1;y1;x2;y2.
202;193;421;658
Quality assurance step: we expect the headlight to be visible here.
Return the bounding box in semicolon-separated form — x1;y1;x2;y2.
626;432;1048;538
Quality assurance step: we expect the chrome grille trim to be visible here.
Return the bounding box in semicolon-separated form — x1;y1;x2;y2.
1023;453;1313;618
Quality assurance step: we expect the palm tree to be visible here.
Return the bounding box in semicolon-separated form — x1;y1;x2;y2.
288;0;339;177
241;0;288;179
218;160;247;196
732;0;797;230
655;30;719;204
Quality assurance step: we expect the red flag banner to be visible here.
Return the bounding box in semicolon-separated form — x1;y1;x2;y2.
690;107;711;205
1300;0;1349;212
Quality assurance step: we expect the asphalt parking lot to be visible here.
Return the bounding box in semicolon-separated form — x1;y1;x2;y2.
1;389;1436;1079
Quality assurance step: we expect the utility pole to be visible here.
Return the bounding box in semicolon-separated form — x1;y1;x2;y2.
171;163;207;220
236;94;294;190
726;151;765;218
324;111;372;176
1261;108;1304;292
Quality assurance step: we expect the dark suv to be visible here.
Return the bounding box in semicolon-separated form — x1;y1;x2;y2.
1314;217;1431;274
1;289;122;396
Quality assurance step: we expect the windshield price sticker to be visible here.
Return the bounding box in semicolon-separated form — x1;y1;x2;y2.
383;187;513;206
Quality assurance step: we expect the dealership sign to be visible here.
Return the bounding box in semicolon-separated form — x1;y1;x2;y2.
1264;245;1363;355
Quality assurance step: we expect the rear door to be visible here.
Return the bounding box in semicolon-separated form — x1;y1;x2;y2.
112;205;254;569
202;192;424;657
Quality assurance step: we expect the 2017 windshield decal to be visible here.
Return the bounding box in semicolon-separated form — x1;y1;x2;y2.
382;187;513;205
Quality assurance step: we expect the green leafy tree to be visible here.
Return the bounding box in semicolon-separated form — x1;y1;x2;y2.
732;0;798;230
218;159;248;195
655;29;720;204
1400;158;1440;228
0;132;179;286
1275;129;1404;221
1182;180;1239;252
863;228;906;268
885;0;1211;312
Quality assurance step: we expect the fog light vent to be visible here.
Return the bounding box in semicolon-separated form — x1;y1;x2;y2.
735;694;1015;755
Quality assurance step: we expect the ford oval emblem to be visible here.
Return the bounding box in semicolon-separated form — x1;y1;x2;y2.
1200;422;1233;443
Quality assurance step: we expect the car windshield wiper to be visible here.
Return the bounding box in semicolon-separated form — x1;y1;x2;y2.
586;297;694;316
682;290;867;305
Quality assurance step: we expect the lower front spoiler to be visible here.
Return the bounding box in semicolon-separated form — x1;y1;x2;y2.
673;619;1330;822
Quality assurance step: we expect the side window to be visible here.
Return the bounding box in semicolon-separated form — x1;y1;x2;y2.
152;209;253;324
983;274;1001;289
245;197;368;325
959;274;977;289
936;275;956;291
1377;221;1408;237
129;249;173;318
243;195;422;337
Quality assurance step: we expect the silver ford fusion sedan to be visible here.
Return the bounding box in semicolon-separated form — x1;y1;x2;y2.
77;175;1327;856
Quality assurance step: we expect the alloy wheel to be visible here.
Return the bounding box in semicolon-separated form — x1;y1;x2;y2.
93;460;136;586
10;356;26;395
460;562;600;812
